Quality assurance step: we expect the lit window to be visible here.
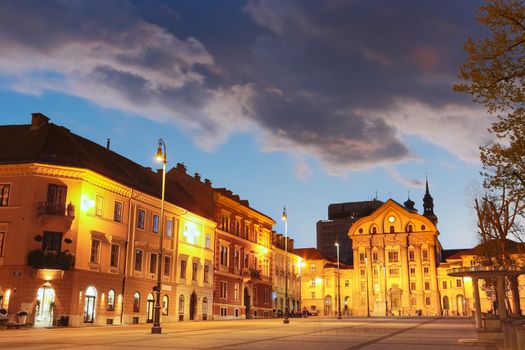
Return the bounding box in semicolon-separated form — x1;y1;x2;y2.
107;290;115;311
162;295;169;315
205;234;211;249
179;295;185;314
164;256;171;276
134;249;143;271
110;244;120;268
90;239;100;264
153;214;159;233
133;292;140;312
150;253;158;274
165;218;173;237
95;195;104;217
0;184;10;207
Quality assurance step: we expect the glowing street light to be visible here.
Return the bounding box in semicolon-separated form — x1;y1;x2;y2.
151;139;166;334
282;206;290;324
335;242;341;319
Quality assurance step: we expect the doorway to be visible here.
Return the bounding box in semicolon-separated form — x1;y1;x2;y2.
35;287;55;327
189;291;197;320
83;286;97;323
244;287;251;319
146;293;154;323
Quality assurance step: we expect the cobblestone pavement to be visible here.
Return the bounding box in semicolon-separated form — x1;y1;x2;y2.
0;317;496;350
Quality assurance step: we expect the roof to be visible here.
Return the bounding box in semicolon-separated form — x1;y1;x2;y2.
328;200;384;220
0;118;213;220
442;249;471;261
294;248;335;262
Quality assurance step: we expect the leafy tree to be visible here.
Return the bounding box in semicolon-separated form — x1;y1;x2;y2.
454;0;525;201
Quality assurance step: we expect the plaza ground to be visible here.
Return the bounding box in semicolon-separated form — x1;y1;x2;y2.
0;317;495;350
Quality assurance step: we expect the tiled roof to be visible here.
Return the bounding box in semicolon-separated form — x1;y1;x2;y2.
0;119;213;220
294;248;335;262
442;249;471;261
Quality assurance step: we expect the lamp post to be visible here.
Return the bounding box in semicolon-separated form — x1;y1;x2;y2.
151;139;166;334
282;206;290;324
377;260;388;316
335;242;341;319
365;256;370;318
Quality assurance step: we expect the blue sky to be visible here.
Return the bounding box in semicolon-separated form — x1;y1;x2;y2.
0;0;489;249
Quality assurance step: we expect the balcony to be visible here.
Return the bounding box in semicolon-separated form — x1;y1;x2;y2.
28;250;75;271
242;268;261;282
36;202;75;230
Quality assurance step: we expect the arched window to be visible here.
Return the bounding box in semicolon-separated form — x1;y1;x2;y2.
406;224;413;233
425;297;431;306
179;295;185;315
421;225;426;230
411;297;417;307
107;289;115;311
162;295;169;315
389;225;395;233
203;297;208;319
133;292;140;312
146;293;154;323
371;227;377;234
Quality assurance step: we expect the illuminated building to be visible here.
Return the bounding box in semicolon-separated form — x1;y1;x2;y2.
272;233;302;316
0;114;216;325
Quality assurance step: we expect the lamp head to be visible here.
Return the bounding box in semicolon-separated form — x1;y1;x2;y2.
155;146;163;162
335;242;339;247
282;206;287;221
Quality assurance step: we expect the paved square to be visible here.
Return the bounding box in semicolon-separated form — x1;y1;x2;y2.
0;317;495;350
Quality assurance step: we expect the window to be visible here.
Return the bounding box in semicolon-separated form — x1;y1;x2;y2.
0;184;10;206
372;252;378;262
162;295;169;315
389;225;395;233
110;244;120;268
389;268;399;277
456;279;462;287
325;278;330;287
134;249;143;271
220;245;228;266
411;298;417;307
204;265;210;283
423;266;429;275
253;287;257;302
42;231;62;252
360;269;365;278
244;253;249;269
410;282;416;291
371;227;377;234
442;281;448;289
422;249;428;261
205;234;211;249
409;251;415;261
234;249;240;270
90;239;100;264
107;290;115;311
425;297;431;306
149;253;158;274
133;292;140;312
359;253;365;263
113;201;123;222
310;264;316;272
0;231;4;256
407;225;413;233
234;283;239;301
179;295;185;314
152;214;159;233
388;251;399;262
410;267;416;275
164;256;171;276
165;218;173;237
137;209;145;229
311;292;316;299
180;260;187;279
95;195;104;217
220;307;227;316
311;279;316;287
360;283;366;292
220;281;227;298
192;262;198;281
425;282;430;290
345;280;350;287
47;184;67;212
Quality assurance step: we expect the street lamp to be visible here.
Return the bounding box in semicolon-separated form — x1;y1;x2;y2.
151;139;166;334
282;206;290;324
335;242;341;319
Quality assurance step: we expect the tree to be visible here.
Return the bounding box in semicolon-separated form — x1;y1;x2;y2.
454;0;525;202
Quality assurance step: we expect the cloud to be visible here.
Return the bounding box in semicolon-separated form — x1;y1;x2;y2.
385;167;424;189
0;0;489;180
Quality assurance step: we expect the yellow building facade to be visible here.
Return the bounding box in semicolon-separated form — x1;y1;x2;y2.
272;234;302;316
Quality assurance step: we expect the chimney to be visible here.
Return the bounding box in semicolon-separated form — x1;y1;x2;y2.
194;173;201;181
106;139;111;150
204;179;212;187
176;162;187;174
31;113;50;130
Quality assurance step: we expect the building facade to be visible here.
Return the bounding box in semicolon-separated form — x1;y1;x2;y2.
272;233;302;316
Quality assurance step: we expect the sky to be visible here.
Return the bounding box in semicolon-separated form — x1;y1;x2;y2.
0;0;492;250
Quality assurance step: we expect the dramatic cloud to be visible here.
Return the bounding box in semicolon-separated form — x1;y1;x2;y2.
0;0;489;180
